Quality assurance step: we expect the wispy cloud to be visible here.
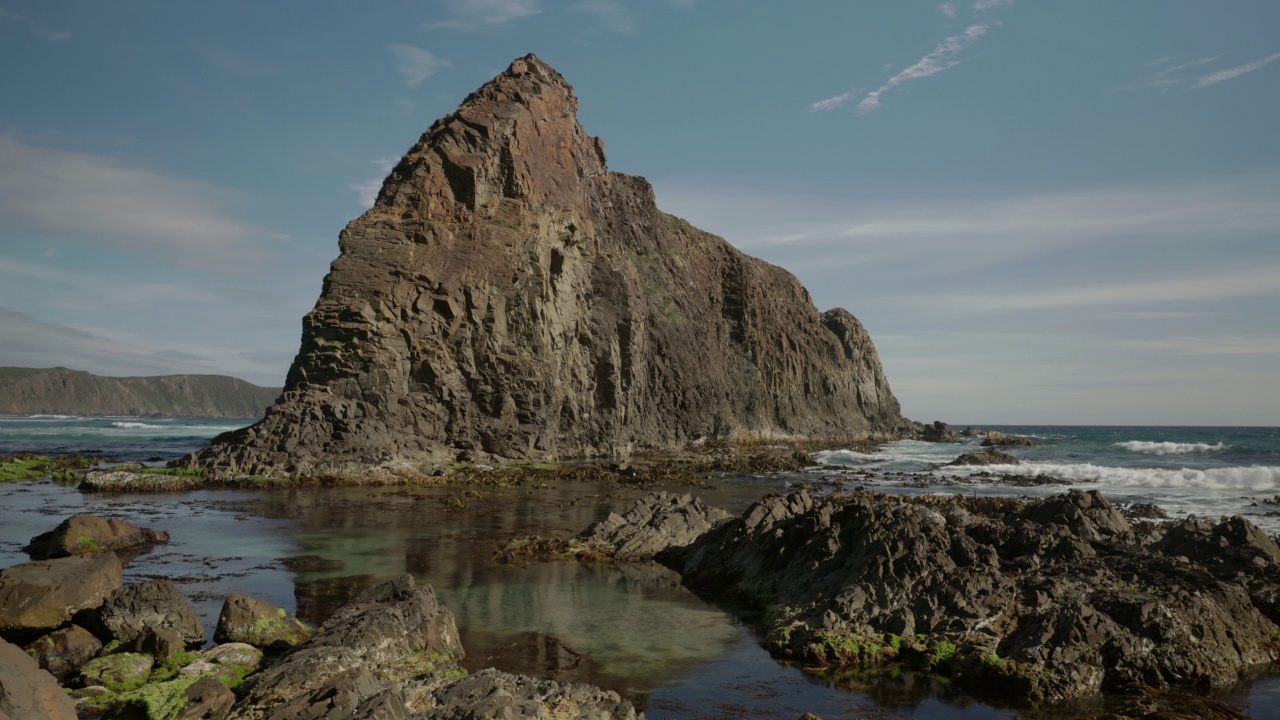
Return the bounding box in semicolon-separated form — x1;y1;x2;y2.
424;0;541;30
0;7;69;41
350;158;399;208
0;136;267;268
973;0;1014;9
1116;335;1280;356
0;257;219;305
571;0;638;35
856;24;989;114
810;90;855;112
938;3;957;17
1114;55;1223;92
1191;52;1280;89
389;45;451;85
914;265;1280;312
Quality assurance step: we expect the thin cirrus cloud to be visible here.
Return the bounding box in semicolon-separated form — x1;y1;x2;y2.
1191;52;1280;89
389;44;451;85
423;0;541;30
811;24;991;114
972;0;1014;9
570;0;639;35
938;3;957;17
1115;336;1280;356
350;158;400;208
0;7;69;41
0;135;267;268
1117;52;1279;92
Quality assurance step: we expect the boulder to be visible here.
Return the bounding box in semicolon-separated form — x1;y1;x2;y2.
134;626;185;663
0;637;78;720
982;431;1037;447
233;575;463;717
421;668;640;719
944;449;1019;467
80;652;154;693
26;624;102;681
919;421;958;443
100;675;236;720
960;426;983;437
214;594;310;650
179;643;263;688
0;553;122;637
575;492;733;560
25;513;169;560
252;667;409;720
99;580;204;645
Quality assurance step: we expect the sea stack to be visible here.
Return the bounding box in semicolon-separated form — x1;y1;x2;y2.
186;54;903;476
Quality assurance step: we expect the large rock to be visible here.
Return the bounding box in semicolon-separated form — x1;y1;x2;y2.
80;652;154;693
25;513;169;560
180;53;903;478
214;594;311;650
0;638;78;720
574;492;733;559
232;574;463;717
27;624;102;681
0;553;122;637
626;489;1280;706
919;421;958;443
421;668;641;719
943;449;1019;466
982;431;1037;447
98;579;204;645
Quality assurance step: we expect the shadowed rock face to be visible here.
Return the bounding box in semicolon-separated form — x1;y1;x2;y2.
186;53;903;477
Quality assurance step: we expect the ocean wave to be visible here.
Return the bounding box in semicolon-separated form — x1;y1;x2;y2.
27;414;74;419
111;422;162;429
940;462;1280;492
1116;441;1227;456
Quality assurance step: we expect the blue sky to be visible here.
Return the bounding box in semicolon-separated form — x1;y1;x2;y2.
1;0;1277;425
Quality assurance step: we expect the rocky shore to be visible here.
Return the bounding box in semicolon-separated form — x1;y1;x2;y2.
0;513;642;719
501;488;1280;718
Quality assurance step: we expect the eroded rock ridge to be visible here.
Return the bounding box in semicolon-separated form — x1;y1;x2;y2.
186;54;903;476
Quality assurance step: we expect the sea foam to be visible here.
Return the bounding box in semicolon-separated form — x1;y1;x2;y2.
111;421;162;429
941;462;1280;492
1116;440;1227;456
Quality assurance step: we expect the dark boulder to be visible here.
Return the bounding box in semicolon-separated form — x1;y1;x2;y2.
134;626;185;663
26;625;102;681
919;421;958;443
421;668;640;720
944;449;1019;466
982;431;1037;447
99;580;203;645
25;514;169;561
574;492;733;560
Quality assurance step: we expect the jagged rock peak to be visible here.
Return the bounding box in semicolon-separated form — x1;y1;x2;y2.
184;55;904;477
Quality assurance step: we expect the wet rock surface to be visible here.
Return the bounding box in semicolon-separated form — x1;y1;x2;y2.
576;489;1280;715
214;593;311;650
182;53;904;479
575;491;734;560
982;431;1038;447
98;579;205;646
28;624;102;681
0;637;79;720
0;553;123;638
918;421;959;443
420;667;641;719
943;449;1020;466
25;513;169;560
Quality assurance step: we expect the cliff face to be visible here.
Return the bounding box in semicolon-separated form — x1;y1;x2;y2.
0;367;279;418
189;54;903;475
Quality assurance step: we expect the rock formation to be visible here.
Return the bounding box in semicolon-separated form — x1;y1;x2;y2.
184;53;903;477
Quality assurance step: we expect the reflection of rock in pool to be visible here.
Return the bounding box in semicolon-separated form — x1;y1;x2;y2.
292;574;378;627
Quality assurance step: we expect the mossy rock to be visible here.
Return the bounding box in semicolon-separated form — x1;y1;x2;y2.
214;594;311;650
80;652;154;693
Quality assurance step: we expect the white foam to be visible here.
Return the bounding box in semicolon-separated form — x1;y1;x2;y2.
111;422;162;429
27;414;74;419
1116;440;1227;455
940;462;1280;492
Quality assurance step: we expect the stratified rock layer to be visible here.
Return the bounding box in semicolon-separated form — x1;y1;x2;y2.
186;53;902;476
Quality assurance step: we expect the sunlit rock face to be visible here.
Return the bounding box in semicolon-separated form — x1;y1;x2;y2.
187;54;903;476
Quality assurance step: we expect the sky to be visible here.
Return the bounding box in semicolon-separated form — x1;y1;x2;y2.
1;1;1277;425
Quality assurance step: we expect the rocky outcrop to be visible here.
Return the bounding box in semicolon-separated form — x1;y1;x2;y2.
182;53;903;477
420;668;640;720
0;554;122;638
918;421;958;443
25;514;169;560
0;366;279;418
214;594;310;650
982;431;1037;447
574;492;733;560
0;638;78;720
582;489;1280;708
232;575;462;717
944;449;1019;466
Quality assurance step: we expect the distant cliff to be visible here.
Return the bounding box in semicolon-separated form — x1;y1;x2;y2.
186;54;904;476
0;367;280;418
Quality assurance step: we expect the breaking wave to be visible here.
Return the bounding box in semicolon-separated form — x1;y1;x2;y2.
941;462;1280;492
110;422;163;429
1116;440;1227;455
